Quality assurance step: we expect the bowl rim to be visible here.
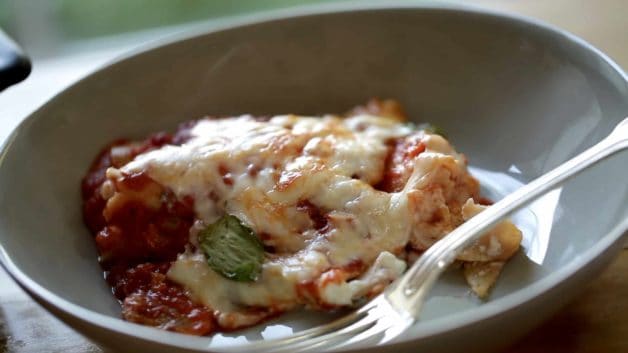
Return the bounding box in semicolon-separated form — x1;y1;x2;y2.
0;1;627;352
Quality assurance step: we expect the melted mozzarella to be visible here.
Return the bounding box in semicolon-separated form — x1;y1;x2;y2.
319;251;407;305
115;113;487;326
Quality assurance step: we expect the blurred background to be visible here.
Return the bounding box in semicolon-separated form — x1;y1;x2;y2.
1;0;626;61
1;0;626;139
0;0;626;134
0;0;338;58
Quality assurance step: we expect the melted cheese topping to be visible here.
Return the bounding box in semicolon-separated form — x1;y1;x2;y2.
113;113;492;327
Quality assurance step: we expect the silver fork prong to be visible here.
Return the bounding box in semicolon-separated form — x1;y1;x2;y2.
378;318;414;344
227;116;628;353
290;319;379;353
277;310;366;343
334;317;390;350
282;297;379;341
333;296;413;350
289;296;402;352
263;317;375;353
279;305;382;352
228;298;383;353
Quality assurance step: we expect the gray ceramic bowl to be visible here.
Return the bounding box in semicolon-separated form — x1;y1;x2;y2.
0;3;626;353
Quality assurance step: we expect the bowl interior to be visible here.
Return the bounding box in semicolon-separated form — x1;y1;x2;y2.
0;6;626;349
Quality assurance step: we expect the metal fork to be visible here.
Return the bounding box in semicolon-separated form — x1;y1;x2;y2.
230;117;628;353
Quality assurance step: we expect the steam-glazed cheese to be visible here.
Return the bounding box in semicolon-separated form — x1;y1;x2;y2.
111;113;512;327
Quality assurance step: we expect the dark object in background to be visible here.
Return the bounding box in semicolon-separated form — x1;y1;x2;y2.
0;29;31;91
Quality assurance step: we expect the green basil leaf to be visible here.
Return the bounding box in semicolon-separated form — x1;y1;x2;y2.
198;215;264;282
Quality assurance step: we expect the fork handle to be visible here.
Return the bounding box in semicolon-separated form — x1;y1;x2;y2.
388;117;628;315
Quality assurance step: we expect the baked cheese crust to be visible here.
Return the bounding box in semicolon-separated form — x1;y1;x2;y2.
84;100;522;333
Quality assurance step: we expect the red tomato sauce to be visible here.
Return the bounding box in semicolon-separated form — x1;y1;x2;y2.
376;136;426;192
82;130;215;335
80;114;438;336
